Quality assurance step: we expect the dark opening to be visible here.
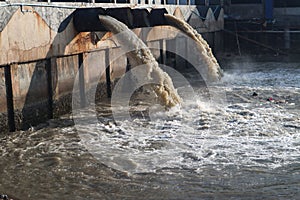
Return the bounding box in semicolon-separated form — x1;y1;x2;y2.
274;0;300;7
195;0;205;5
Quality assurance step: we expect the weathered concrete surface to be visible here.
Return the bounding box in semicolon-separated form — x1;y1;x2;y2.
11;62;48;110
53;55;78;100
10;61;50;130
0;7;52;65
147;40;161;60
0;67;6;113
51;55;78;117
0;5;223;65
0;4;224;132
109;48;127;81
0;67;8;132
83;50;108;103
83;50;107;89
0;6;18;32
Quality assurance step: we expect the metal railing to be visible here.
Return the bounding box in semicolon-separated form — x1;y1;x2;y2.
1;0;223;6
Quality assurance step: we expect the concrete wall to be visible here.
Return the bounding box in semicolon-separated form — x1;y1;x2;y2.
0;67;8;132
0;4;224;132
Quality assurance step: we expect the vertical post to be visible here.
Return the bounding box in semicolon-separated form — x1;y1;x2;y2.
105;49;112;98
78;53;86;108
4;65;15;132
160;39;166;65
46;59;53;119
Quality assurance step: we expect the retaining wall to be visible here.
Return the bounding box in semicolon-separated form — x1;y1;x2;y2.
0;3;224;132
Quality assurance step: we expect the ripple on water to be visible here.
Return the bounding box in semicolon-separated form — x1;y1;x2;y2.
1;61;300;199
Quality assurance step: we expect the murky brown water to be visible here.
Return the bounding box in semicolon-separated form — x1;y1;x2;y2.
1;61;300;200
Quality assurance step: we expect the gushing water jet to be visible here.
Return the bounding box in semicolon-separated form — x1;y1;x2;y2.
98;15;182;108
164;14;223;82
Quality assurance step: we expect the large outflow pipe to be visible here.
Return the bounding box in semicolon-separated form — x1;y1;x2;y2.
164;14;223;82
98;15;182;108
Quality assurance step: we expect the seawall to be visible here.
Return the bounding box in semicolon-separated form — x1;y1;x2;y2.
0;2;224;133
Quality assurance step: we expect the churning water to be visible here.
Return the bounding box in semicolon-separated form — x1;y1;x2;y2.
0;60;299;200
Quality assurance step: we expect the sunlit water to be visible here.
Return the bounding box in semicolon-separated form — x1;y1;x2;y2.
0;61;299;199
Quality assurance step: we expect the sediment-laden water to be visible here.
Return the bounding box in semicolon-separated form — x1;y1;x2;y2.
0;60;299;200
164;14;223;82
99;15;181;108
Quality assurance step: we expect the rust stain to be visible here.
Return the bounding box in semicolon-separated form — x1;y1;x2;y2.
101;32;114;41
67;32;94;54
33;9;48;30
